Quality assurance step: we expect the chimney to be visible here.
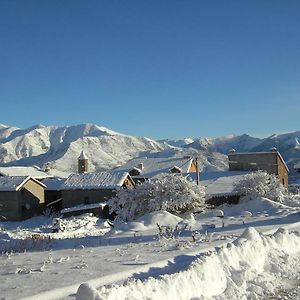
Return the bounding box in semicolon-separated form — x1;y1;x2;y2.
195;157;200;186
44;163;51;173
78;151;88;173
137;163;144;170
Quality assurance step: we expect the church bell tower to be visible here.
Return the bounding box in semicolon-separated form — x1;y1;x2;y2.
78;151;88;173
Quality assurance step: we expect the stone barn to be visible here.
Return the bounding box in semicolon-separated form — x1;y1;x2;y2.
0;176;46;221
61;172;135;214
228;149;289;188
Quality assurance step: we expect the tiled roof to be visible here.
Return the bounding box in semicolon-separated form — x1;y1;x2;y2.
61;172;130;190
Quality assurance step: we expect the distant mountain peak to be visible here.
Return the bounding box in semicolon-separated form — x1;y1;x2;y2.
30;124;45;130
0;123;299;182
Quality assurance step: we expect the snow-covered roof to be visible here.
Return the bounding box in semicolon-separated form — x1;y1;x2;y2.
294;162;300;170
61;202;107;214
170;166;182;172
200;171;251;181
115;157;194;178
183;171;250;182
228;151;289;172
41;178;65;190
78;151;88;160
0;166;53;180
202;175;248;198
185;171;251;198
46;169;70;179
61;172;130;190
0;176;46;192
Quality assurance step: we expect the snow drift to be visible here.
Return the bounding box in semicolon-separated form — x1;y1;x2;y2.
76;227;300;300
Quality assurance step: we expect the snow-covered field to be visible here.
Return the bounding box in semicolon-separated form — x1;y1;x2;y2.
1;198;300;300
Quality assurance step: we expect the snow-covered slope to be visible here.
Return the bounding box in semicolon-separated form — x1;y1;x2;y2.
183;131;300;179
158;138;194;148
0;124;299;178
0;124;168;173
250;131;300;178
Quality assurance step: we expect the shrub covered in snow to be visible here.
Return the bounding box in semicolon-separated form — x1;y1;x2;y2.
234;171;286;202
109;174;206;221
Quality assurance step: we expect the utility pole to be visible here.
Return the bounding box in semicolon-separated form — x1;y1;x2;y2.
195;156;200;186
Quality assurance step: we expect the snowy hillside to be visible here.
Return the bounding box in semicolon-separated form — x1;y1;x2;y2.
0;124;299;178
185;134;262;153
184;131;300;179
0;124;168;173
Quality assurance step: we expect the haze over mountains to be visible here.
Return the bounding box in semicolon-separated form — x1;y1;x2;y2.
0;123;299;181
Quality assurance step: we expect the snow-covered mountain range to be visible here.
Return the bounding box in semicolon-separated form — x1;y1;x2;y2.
0;123;299;180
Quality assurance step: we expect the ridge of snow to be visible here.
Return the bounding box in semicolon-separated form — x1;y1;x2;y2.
0;123;11;129
76;227;300;300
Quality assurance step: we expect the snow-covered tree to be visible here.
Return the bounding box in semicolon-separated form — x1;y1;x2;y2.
234;170;286;202
109;173;206;221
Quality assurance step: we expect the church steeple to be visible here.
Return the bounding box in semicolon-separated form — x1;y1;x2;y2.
78;151;88;173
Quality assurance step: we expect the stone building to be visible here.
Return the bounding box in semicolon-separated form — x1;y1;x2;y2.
228;149;289;188
0;176;46;221
61;171;135;211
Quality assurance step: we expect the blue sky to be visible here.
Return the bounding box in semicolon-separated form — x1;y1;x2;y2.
0;1;299;139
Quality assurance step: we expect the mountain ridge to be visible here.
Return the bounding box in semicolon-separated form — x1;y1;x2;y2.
0;124;299;181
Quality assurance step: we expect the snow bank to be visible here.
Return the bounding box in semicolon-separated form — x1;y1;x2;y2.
137;211;182;228
220;197;293;217
76;227;300;300
114;211;183;232
0;214;111;252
